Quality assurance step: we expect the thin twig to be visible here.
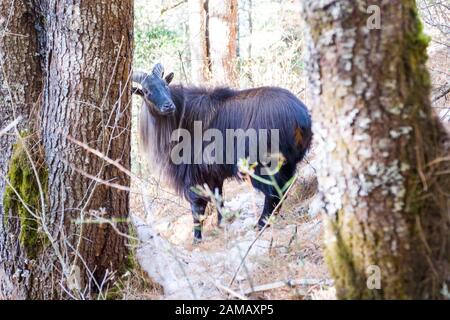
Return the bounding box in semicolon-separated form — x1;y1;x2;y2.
0;116;22;136
433;84;450;102
242;278;333;295
160;0;187;15
213;281;248;300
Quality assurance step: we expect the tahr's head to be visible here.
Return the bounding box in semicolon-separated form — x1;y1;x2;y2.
132;63;175;115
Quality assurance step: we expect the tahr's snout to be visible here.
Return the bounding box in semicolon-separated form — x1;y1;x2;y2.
160;102;176;114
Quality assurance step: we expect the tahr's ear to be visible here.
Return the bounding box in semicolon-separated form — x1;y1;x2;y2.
165;72;174;84
132;87;144;97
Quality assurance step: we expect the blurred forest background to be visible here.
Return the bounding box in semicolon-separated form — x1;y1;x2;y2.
133;0;448;108
134;0;305;89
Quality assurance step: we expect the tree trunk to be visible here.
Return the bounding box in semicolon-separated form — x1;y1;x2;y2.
301;0;449;299
188;0;210;85
1;0;133;299
208;0;238;86
247;0;253;60
0;0;44;299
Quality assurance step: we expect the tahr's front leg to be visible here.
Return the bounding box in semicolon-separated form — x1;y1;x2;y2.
215;185;224;227
191;200;207;243
186;189;208;244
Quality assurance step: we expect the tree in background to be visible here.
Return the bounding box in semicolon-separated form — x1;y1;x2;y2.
188;0;210;84
302;0;449;299
0;0;133;299
208;0;238;85
187;0;238;86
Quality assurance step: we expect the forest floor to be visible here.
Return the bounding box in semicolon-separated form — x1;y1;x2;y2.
130;158;335;300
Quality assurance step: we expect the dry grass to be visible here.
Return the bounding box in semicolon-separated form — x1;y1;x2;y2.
108;263;164;300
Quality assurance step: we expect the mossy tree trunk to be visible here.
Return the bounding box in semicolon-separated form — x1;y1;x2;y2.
301;0;449;299
1;0;134;299
40;0;133;299
0;0;44;299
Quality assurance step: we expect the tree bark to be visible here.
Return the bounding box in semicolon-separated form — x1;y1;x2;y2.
188;0;210;85
208;0;238;86
301;0;449;299
0;0;44;299
1;0;133;299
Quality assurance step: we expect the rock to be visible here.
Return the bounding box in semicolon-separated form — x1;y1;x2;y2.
169;215;193;245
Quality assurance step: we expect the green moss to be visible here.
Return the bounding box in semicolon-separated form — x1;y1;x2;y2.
404;5;432;110
325;209;417;299
323;215;367;299
2;136;48;258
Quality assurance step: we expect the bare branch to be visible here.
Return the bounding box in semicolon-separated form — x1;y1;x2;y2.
0;116;21;136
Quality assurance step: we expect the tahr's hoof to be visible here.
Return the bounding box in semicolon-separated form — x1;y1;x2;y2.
193;237;202;245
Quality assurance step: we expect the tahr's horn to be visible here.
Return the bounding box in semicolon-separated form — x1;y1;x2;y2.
132;71;149;84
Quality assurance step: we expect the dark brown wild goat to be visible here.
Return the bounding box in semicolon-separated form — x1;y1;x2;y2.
133;63;312;243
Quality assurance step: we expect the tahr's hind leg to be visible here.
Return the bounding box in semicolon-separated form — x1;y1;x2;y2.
257;193;281;229
254;163;296;230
